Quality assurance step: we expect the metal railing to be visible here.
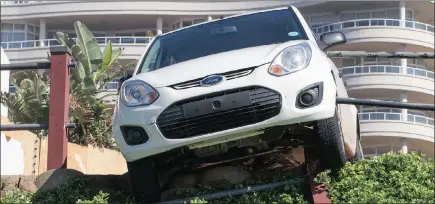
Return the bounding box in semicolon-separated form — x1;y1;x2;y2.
9;81;120;93
8;86;17;93
339;65;435;80
312;18;435;34
101;81;119;91
358;112;435;127
1;36;153;49
0;1;43;5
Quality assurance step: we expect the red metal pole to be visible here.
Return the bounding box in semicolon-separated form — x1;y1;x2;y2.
47;46;70;170
304;147;332;204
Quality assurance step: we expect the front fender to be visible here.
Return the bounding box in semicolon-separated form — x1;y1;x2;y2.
338;103;358;159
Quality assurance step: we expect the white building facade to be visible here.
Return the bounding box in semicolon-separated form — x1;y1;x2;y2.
1;0;434;157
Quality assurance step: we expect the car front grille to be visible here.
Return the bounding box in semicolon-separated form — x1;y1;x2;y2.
169;67;255;90
156;86;282;139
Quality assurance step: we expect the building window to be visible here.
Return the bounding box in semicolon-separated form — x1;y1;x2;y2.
194;19;206;24
341;13;356;21
356;12;370;19
342;58;356;66
386;9;400;19
172;18;207;31
372;11;386;18
406;10;413;20
311;16;322;24
1;23;40;48
182;20;193;27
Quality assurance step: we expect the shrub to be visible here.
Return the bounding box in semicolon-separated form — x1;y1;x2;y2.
1;153;432;204
76;191;110;204
1;189;34;203
315;152;435;203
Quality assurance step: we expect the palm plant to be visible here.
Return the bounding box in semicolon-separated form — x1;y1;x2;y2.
0;71;50;137
1;21;129;149
52;21;128;149
54;21;125;92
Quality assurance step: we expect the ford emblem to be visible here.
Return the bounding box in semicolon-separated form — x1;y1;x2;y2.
200;75;225;87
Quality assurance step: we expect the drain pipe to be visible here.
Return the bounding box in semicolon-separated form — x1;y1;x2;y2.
159;177;305;204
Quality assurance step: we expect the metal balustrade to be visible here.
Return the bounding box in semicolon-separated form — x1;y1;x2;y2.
101;81;119;91
312;18;435;34
9;81;119;93
1;1;43;5
359;112;435;127
1;36;154;49
339;65;435;80
8;85;17;93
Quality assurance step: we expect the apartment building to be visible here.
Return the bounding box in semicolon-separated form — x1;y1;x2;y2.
1;0;434;157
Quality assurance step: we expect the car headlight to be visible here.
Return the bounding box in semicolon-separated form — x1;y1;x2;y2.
268;42;312;76
120;80;159;107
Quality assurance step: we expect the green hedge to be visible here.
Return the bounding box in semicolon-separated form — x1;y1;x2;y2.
1;152;433;204
315;152;434;203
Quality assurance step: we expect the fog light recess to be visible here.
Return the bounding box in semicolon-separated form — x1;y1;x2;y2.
120;126;149;146
296;82;323;109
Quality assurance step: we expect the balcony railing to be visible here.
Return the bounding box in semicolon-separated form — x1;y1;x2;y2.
1;36;154;49
8;86;17;93
312;18;435;34
340;65;435;80
100;82;119;91
9;80;119;94
1;1;43;5
359;112;435;127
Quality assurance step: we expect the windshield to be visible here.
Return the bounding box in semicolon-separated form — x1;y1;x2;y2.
138;8;308;73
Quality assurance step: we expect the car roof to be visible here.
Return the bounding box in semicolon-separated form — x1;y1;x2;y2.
159;6;294;37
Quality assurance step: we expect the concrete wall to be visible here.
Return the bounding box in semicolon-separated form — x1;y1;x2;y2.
1;116;127;175
1;117;37;175
1;47;10;117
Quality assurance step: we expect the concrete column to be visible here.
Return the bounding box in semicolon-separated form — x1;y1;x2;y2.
400;44;407;74
156;17;163;35
401;138;408;154
207;16;213;21
360;57;365;66
400;0;406;27
400;91;408;121
39;19;46;47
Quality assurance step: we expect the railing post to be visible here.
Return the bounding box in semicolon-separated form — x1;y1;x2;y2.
47;46;70;170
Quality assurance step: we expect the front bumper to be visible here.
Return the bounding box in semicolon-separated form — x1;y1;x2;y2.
113;62;337;162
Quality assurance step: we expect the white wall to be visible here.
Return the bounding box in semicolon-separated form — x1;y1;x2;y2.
0;47;24;176
1;47;10;117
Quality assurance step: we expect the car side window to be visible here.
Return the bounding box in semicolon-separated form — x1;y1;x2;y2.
140;40;161;73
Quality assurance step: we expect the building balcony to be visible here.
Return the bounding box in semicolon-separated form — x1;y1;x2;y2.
359;112;434;143
97;82;119;107
340;65;434;96
2;36;151;63
0;0;314;20
313;19;434;48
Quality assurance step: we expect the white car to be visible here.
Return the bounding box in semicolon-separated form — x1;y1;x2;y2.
113;6;362;202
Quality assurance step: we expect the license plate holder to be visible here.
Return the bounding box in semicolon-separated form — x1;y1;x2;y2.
182;91;251;119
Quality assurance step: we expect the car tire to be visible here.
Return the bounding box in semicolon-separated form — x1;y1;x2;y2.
127;157;161;203
314;110;346;171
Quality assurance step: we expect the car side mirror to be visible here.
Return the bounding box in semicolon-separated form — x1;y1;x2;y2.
117;74;132;92
320;31;347;51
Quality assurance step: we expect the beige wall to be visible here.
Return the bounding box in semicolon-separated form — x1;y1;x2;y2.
1;116;127;175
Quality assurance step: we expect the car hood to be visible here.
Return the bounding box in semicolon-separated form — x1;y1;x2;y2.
133;40;309;87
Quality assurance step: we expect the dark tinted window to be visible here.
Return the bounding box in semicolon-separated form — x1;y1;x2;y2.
139;8;308;73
